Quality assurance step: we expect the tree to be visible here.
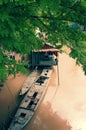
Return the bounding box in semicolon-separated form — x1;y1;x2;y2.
0;0;86;82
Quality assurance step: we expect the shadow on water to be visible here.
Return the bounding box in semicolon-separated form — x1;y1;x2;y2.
0;74;27;130
0;94;23;130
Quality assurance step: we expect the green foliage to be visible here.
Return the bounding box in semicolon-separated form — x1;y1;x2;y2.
0;0;86;81
0;67;7;82
0;52;7;81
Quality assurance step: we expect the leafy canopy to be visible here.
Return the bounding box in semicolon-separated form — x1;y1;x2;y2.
0;0;86;81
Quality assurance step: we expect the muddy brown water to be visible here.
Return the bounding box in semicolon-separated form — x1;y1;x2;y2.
0;53;86;130
0;73;27;129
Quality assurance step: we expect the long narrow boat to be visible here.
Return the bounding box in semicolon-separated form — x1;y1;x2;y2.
8;67;53;130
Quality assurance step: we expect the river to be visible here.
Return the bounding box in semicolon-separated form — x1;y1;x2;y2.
0;53;86;130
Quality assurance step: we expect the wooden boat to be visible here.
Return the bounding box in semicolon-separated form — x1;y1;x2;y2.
8;68;53;130
8;45;58;130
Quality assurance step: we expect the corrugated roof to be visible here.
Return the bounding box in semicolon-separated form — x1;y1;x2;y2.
32;48;58;52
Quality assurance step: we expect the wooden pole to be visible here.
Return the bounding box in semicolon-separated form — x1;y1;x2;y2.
57;56;60;86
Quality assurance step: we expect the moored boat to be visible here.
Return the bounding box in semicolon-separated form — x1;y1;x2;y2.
8;68;53;130
8;44;58;130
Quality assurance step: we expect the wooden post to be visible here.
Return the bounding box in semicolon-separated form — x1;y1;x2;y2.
57;56;60;86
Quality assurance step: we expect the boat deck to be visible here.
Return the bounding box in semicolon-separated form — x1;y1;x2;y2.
19;70;41;96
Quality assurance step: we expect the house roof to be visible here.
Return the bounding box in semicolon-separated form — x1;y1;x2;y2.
32;48;58;52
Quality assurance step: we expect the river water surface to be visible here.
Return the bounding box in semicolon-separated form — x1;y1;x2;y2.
0;53;86;130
